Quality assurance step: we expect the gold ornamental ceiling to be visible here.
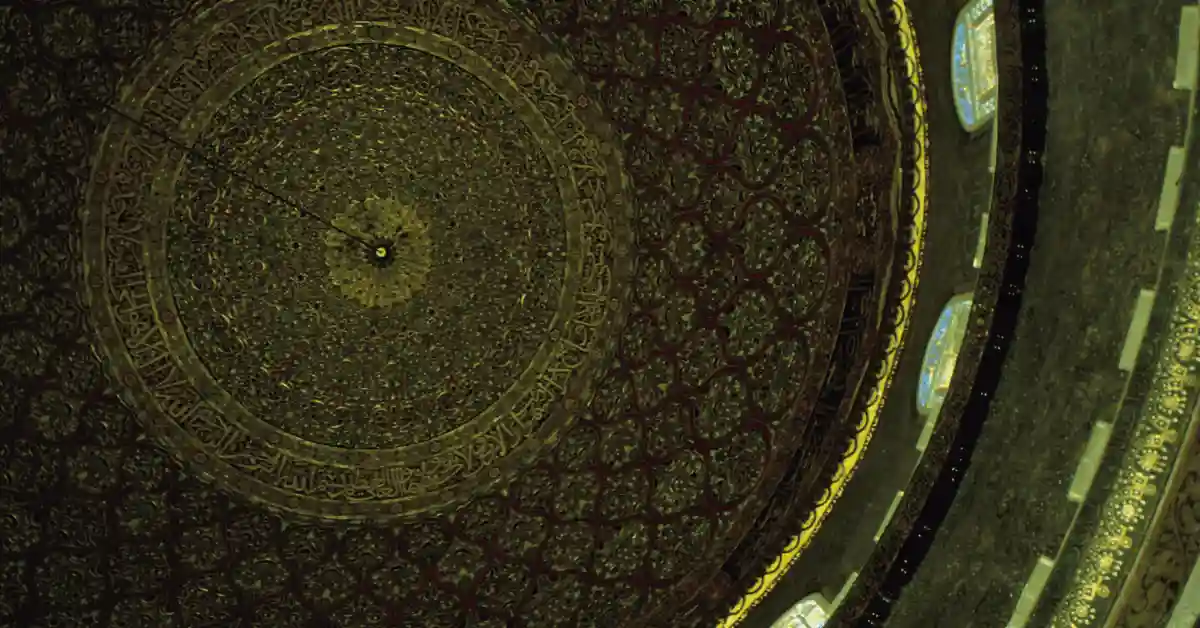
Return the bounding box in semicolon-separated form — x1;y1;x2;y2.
0;0;924;626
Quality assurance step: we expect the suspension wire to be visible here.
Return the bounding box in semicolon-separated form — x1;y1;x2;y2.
99;101;375;251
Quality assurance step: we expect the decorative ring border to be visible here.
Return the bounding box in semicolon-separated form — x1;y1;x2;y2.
141;22;586;467
79;0;636;520
715;0;929;624
1048;18;1200;627
1049;231;1200;626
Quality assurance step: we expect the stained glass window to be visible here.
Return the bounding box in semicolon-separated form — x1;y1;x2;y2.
917;293;974;417
770;594;831;628
952;0;999;132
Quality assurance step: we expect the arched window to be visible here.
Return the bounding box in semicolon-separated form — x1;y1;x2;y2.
770;593;831;628
917;293;974;419
952;0;999;132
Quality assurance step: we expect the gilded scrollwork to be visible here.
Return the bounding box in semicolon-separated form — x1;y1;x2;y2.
715;0;928;624
1050;247;1200;625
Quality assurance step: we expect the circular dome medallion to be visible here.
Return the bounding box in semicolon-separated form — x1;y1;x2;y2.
81;0;632;519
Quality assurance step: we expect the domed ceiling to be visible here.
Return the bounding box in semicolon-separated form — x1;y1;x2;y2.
0;0;923;626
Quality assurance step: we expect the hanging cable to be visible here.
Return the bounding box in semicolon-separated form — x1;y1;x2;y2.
98;101;375;252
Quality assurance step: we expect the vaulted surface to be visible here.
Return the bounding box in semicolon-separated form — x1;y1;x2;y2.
0;0;917;625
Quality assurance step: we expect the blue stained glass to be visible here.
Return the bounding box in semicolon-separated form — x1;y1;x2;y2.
951;0;998;132
952;22;975;129
916;295;973;415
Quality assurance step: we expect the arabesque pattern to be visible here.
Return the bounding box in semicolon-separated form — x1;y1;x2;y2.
0;0;917;625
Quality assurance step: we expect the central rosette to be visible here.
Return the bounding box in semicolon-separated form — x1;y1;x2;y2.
325;196;433;308
169;44;570;449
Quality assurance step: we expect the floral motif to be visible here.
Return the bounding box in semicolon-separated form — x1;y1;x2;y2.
324;196;433;308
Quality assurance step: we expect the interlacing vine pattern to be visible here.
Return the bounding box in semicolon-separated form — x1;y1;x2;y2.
0;0;918;625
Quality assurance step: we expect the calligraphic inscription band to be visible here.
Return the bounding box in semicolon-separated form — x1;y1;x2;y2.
81;0;632;520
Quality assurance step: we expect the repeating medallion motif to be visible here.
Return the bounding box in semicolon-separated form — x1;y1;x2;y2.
0;0;918;625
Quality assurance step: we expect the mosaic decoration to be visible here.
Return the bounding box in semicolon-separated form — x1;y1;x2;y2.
1048;209;1200;626
82;1;634;519
0;0;923;625
1106;403;1200;628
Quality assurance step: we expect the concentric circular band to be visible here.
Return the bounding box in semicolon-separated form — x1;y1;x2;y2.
81;0;633;520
